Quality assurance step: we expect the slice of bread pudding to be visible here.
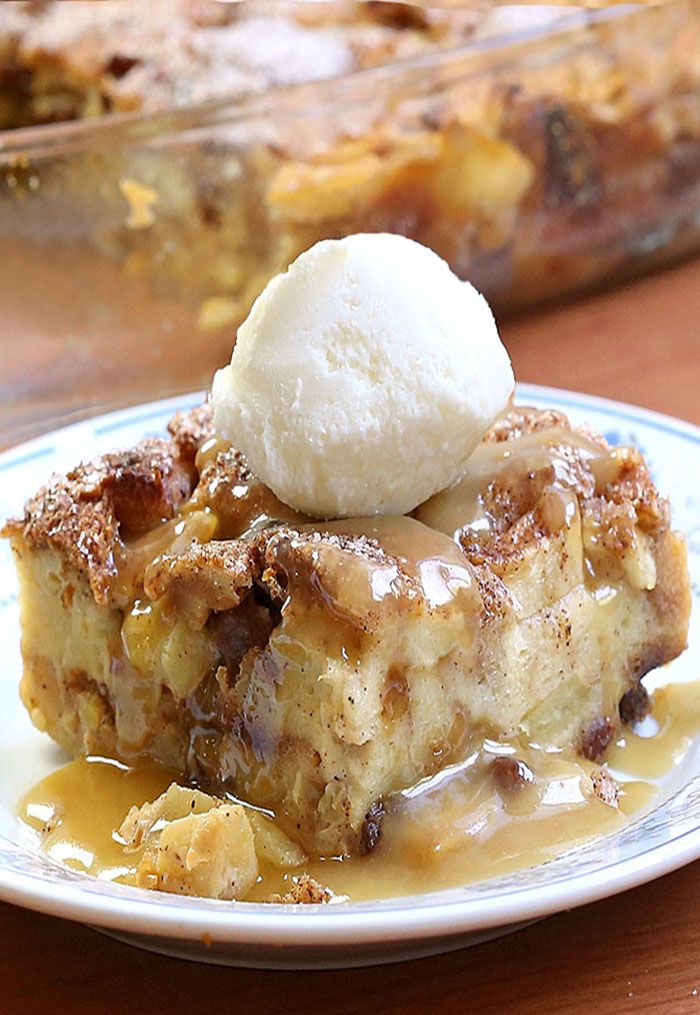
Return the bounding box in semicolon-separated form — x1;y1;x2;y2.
3;404;690;856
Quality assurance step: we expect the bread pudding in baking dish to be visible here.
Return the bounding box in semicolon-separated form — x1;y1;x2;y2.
5;236;691;901
2;0;700;320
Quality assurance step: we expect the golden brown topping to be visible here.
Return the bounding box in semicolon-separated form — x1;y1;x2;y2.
484;408;575;444
4;398;676;667
260;523;429;628
188;445;306;539
89;442;195;538
144;539;261;627
167;403;214;464
270;525;394;569
3;438;194;604
590;445;668;534
460;504;547;573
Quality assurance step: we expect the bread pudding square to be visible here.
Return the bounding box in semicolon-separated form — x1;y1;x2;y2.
3;404;690;856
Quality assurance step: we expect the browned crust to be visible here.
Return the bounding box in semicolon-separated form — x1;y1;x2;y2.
461;408;669;578
260;525;424;618
484;448;593;537
2;437;195;605
265;525;399;570
484;407;576;444
167;403;214;464
142;517;424;633
188;445;305;539
458;408;601;568
144;538;261;627
484;408;667;533
4;403;688;670
589;445;669;534
461;502;550;572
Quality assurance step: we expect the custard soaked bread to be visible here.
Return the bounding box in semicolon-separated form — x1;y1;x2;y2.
4;405;690;856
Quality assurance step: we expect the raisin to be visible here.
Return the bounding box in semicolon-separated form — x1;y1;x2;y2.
491;756;535;792
619;683;651;725
360;800;385;854
581;717;615;761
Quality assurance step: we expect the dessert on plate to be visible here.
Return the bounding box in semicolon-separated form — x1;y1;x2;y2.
5;235;691;901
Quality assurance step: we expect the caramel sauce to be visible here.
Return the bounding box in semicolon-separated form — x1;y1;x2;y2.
19;683;699;902
316;516;476;609
607;682;700;779
194;435;229;473
21;756;176;882
416;424;615;542
191;436;307;540
111;509;218;605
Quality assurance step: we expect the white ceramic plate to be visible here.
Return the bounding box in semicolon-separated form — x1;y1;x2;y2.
0;384;698;969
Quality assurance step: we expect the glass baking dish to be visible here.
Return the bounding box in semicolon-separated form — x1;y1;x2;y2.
1;0;699;446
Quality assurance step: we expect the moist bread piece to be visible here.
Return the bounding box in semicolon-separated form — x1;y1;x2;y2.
4;405;691;855
267;875;333;905
14;438;196;605
119;783;259;900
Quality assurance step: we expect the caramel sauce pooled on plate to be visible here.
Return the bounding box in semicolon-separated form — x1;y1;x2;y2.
19;683;700;903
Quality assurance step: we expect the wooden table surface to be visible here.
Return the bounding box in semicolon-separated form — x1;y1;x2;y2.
2;258;700;1014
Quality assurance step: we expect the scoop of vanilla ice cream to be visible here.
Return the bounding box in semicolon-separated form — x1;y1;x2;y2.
211;234;514;518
